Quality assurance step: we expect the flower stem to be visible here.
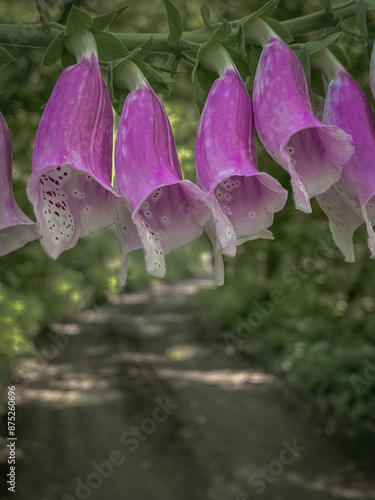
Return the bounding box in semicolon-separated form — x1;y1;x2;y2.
0;1;370;52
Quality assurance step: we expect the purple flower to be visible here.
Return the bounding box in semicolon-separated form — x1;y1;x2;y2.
252;36;353;213
27;30;121;259
0;112;37;256
314;57;375;261
196;56;287;283
114;61;212;283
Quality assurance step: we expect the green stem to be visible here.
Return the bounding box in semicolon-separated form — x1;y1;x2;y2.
0;0;371;52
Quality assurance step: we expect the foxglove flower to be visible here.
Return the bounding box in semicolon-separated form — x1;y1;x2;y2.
0;112;38;256
196;45;288;284
114;61;212;284
27;29;121;258
251;25;353;213
313;51;375;261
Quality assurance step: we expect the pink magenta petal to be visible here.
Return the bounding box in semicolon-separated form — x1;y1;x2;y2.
27;51;122;259
253;38;353;213
196;67;287;279
316;67;375;260
115;81;212;280
0;112;38;256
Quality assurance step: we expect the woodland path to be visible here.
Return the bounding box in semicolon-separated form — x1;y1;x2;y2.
3;279;375;500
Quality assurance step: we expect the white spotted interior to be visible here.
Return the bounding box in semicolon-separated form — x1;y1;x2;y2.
37;165;118;258
132;183;210;277
214;175;276;241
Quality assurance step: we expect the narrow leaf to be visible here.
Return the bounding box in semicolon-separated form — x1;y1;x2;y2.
36;0;52;32
207;19;232;46
109;7;129;31
195;83;208;113
129;36;153;61
317;0;334;19
163;0;183;49
201;0;212;29
91;11;119;32
136;61;171;95
305;32;341;55
94;32;128;61
165;53;181;73
225;47;251;79
265;18;293;44
61;48;77;69
196;65;218;94
242;0;279;27
329;44;350;67
0;46;15;65
298;44;311;88
42;30;65;66
356;0;367;34
65;5;93;37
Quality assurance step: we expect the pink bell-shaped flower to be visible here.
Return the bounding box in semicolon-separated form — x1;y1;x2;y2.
0;112;37;256
195;44;288;284
312;49;375;261
114;61;212;284
27;29;121;259
250;20;353;213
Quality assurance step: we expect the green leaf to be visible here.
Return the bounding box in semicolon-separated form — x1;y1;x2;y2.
264;18;293;44
94;32;128;61
192;20;232;83
356;0;367;34
225;47;251;79
194;83;208;113
247;44;262;75
36;0;52;32
42;30;65;66
65;5;93;37
196;65;218;94
128;36;153;61
242;0;279;27
136;61;171;95
329;44;350;67
61;48;77;69
91;10;120;32
200;0;212;29
165;53;181;73
148;64;180;83
222;29;242;49
207;20;232;46
163;0;183;49
298;44;311;88
305;32;341;55
0;46;15;65
108;7;129;31
317;0;334;19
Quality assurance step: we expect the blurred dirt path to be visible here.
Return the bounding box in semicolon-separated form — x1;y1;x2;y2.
5;279;375;500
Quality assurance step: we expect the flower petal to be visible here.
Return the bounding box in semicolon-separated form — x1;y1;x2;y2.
28;53;120;258
253;38;353;212
319;66;375;259
115;80;212;279
196;67;287;255
0;112;38;256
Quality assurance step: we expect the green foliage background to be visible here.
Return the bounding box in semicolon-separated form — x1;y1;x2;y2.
0;0;374;422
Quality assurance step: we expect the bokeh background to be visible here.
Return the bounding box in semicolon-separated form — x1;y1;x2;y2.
0;0;375;431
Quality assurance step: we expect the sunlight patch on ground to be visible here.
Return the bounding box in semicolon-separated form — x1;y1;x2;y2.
156;367;275;389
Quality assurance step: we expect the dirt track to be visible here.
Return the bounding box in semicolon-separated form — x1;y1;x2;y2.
2;279;375;500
